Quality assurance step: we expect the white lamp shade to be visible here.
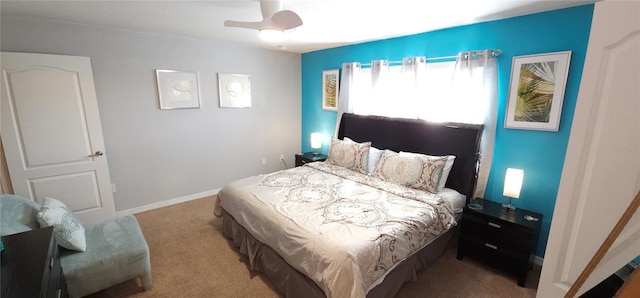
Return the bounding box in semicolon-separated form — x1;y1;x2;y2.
310;133;322;149
503;168;524;198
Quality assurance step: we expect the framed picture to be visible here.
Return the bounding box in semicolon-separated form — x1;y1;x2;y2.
322;69;339;111
504;51;571;131
156;70;201;109
218;73;251;108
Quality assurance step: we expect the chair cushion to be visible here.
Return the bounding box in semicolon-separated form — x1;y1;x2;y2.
60;214;151;298
0;194;41;237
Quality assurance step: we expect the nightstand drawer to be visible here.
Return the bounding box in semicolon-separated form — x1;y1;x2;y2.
295;155;311;166
46;242;67;298
461;213;534;253
461;238;531;274
460;213;502;243
295;152;327;167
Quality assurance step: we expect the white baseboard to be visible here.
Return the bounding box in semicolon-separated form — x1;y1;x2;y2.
116;188;220;216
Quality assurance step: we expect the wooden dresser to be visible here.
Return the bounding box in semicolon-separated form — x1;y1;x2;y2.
1;227;68;298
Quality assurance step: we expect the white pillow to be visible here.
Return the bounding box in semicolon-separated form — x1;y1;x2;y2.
367;147;384;174
344;137;383;174
36;197;86;251
439;155;456;191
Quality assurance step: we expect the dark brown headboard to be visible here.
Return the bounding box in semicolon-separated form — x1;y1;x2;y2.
337;113;483;200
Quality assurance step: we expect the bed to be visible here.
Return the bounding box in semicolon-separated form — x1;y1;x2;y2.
215;113;483;298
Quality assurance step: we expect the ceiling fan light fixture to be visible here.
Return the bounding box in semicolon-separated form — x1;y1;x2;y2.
258;29;285;42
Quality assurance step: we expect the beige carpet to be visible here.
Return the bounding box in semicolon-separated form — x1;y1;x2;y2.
87;196;540;297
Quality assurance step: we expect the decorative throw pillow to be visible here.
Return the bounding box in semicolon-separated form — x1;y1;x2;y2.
344;137;383;174
400;151;456;192
36;197;86;252
325;138;371;174
372;150;447;193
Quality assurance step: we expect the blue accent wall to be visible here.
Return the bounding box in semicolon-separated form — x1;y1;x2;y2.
300;5;594;257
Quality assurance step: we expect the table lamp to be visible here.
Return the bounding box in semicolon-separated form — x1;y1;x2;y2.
503;168;524;211
310;132;322;156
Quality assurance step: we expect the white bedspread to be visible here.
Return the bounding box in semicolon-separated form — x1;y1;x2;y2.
216;162;457;298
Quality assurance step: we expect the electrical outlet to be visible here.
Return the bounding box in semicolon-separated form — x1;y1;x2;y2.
262;158;267;165
280;155;285;161
111;183;116;193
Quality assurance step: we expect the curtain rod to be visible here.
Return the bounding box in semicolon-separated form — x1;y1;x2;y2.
358;49;502;67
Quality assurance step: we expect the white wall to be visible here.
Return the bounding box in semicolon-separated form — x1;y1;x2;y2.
0;15;302;211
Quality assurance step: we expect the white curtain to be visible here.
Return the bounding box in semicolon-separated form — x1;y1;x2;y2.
366;60;389;116
337;58;428;120
335;50;498;197
449;50;498;198
396;57;427;118
335;62;361;135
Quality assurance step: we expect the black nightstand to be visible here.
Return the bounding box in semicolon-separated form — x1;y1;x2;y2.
295;152;327;167
456;198;542;287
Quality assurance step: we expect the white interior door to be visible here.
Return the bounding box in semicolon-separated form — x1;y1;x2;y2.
537;1;640;297
1;52;115;224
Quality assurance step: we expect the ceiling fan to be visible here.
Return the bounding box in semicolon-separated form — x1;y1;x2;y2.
224;0;303;42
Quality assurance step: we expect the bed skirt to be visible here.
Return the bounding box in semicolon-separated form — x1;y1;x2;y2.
221;209;456;298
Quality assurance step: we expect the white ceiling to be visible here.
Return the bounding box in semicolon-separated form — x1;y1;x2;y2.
0;0;597;53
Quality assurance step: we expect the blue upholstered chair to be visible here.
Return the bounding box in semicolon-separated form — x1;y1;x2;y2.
0;194;153;297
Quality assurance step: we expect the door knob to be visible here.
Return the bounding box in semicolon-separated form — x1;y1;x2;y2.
88;151;104;157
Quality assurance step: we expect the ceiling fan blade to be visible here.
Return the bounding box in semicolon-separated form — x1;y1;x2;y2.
223;20;265;30
272;10;303;30
260;0;282;19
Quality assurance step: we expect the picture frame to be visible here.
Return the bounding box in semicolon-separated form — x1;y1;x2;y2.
322;69;339;111
504;51;571;131
156;70;201;109
218;73;251;108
